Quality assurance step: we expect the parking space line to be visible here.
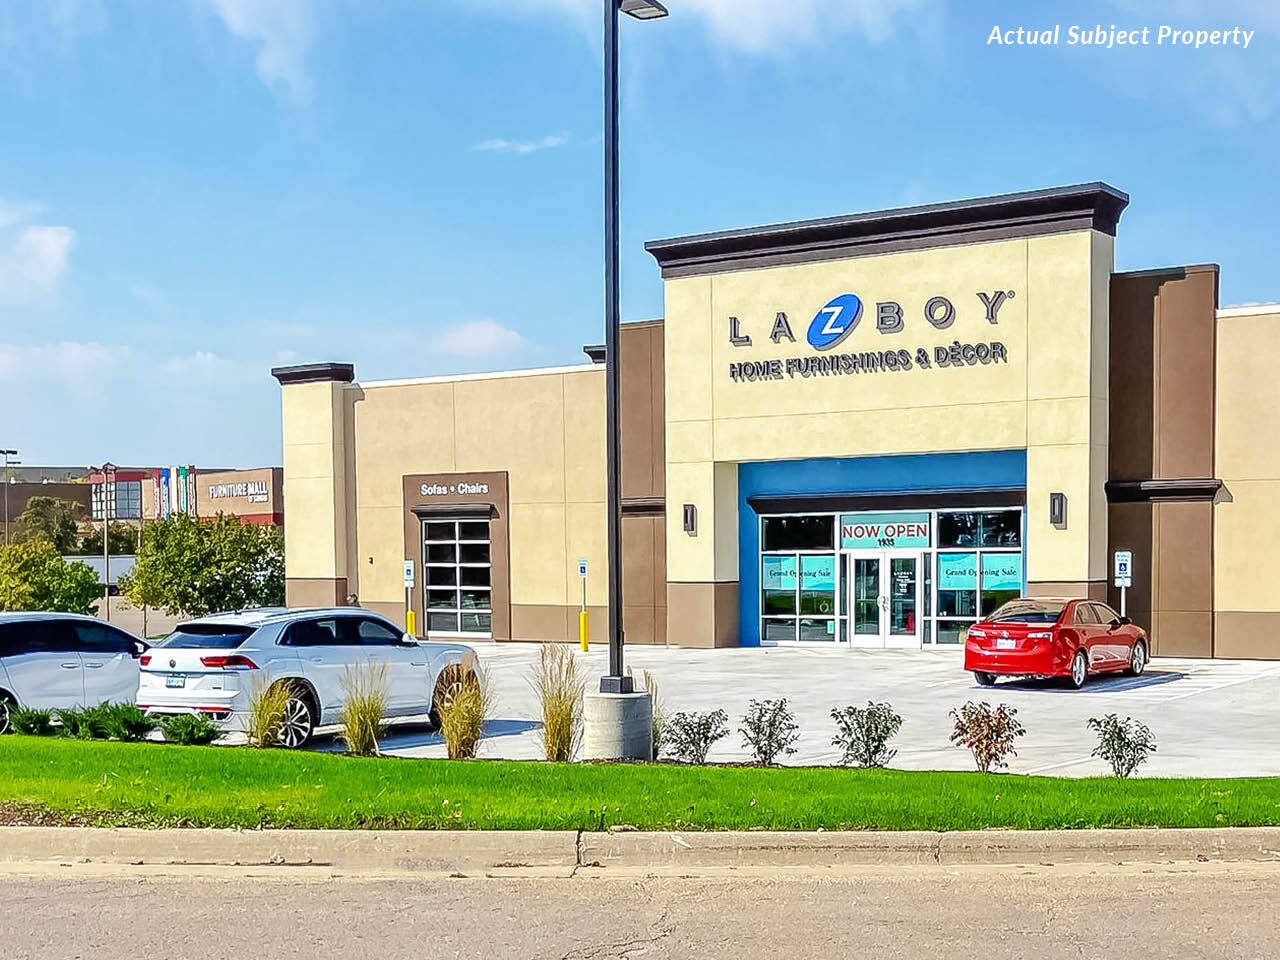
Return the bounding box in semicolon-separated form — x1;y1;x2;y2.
1163;666;1280;702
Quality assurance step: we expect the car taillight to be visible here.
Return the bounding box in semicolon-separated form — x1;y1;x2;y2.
1028;632;1052;640
968;627;986;639
199;654;259;670
140;655;151;666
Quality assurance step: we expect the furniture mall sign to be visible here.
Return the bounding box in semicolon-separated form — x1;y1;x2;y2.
726;290;1013;384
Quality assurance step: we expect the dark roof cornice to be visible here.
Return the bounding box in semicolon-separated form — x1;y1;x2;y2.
271;362;356;386
645;182;1129;279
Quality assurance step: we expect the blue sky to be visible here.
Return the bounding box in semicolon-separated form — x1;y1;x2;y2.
1;0;1276;467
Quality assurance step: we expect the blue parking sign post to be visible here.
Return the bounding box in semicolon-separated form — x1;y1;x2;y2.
1113;550;1133;617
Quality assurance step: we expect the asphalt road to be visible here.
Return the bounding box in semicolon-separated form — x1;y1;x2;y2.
4;861;1278;959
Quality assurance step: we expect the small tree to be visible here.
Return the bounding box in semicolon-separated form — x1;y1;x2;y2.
120;513;284;616
1088;714;1157;777
949;701;1025;773
0;540;100;614
15;496;84;554
739;698;800;765
665;709;729;764
831;701;904;768
77;522;139;556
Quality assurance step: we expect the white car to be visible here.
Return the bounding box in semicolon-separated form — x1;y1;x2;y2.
0;612;148;732
137;607;483;748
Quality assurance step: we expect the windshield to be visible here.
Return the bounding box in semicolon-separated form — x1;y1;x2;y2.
157;624;255;649
987;600;1066;624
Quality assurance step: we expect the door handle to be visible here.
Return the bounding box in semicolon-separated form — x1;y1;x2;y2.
60;662;79;669
410;661;428;667
85;662;105;669
309;657;325;663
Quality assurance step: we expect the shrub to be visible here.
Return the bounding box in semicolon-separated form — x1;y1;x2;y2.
245;676;291;748
949;701;1025;773
831;701;904;768
665;709;729;765
99;703;160;742
338;662;389;757
438;662;491;760
532;643;584;762
739;698;800;766
55;705;110;740
160;713;222;746
628;666;665;761
9;707;56;737
1088;714;1157;777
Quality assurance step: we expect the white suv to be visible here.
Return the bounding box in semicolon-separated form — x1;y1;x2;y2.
137;607;482;748
0;613;148;732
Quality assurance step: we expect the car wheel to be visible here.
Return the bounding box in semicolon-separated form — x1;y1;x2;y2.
430;664;476;729
1068;650;1089;690
0;694;14;735
1128;640;1148;677
973;671;997;687
277;688;316;749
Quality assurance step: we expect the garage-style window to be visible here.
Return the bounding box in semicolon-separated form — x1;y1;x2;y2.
423;518;492;637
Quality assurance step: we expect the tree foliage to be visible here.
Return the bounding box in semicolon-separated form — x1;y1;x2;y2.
0;539;101;614
76;521;139;557
119;513;284;616
15;496;85;554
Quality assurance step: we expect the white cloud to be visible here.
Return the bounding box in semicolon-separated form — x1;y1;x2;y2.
0;224;75;304
0;341;130;382
465;0;928;52
206;0;312;102
0;199;44;229
435;320;528;357
473;134;570;155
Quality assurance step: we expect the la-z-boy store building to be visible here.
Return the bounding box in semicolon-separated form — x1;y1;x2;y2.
273;183;1280;659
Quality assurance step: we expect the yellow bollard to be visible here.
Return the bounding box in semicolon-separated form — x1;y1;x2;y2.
579;609;589;652
406;609;416;637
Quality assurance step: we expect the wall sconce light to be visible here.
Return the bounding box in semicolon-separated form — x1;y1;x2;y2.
1049;492;1067;527
682;503;697;535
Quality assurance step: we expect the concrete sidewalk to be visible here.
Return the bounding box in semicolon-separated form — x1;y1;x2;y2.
2;826;1278;877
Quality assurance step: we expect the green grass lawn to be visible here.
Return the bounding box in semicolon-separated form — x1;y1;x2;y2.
3;736;1279;831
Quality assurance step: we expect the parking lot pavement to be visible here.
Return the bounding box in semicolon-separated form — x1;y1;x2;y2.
310;643;1280;777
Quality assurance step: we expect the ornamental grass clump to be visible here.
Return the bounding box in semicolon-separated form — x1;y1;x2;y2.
949;701;1025;773
55;705;110;740
338;662;389;757
739;698;800;766
100;703;160;742
533;643;584;762
245;676;290;748
831;701;904;768
438;660;492;760
665;709;729;765
1088;714;1157;777
9;707;56;737
160;713;222;746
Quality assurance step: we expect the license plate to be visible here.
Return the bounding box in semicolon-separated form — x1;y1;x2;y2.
996;638;1016;651
165;674;186;688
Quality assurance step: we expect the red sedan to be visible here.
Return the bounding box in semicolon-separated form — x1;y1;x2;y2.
964;598;1149;689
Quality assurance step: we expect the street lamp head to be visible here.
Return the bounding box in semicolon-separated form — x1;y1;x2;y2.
620;0;669;20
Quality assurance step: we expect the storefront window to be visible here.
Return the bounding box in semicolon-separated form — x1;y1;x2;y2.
760;550;836;642
799;555;836;616
980;553;1023;615
762;618;796;642
938;512;979;548
935;619;971;645
423;518;492;636
980;511;1021;547
938;510;1022;549
936;551;978;618
762;515;835;552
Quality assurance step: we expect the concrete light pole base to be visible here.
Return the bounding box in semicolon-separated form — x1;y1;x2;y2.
583;691;653;761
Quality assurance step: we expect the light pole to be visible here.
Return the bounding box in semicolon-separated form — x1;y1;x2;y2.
90;462;117;622
600;0;668;696
1;449;18;546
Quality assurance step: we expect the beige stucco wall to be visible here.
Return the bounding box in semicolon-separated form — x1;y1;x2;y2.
341;367;607;612
281;381;348;581
1214;307;1280;622
664;229;1112;589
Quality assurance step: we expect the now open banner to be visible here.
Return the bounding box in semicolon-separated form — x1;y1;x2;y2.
840;511;930;550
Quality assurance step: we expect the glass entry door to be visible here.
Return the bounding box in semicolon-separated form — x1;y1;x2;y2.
847;550;922;648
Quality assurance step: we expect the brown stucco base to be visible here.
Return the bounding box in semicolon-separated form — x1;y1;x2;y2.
1026;580;1108;601
1214;613;1280;660
667;582;740;648
509;604;667;645
286;577;350;607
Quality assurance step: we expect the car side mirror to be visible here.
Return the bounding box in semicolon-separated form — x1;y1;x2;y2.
400;633;418;646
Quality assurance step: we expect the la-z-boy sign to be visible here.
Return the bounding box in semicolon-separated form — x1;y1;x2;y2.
727;290;1013;384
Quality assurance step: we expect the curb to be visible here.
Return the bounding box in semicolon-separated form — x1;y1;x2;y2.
2;826;1279;875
